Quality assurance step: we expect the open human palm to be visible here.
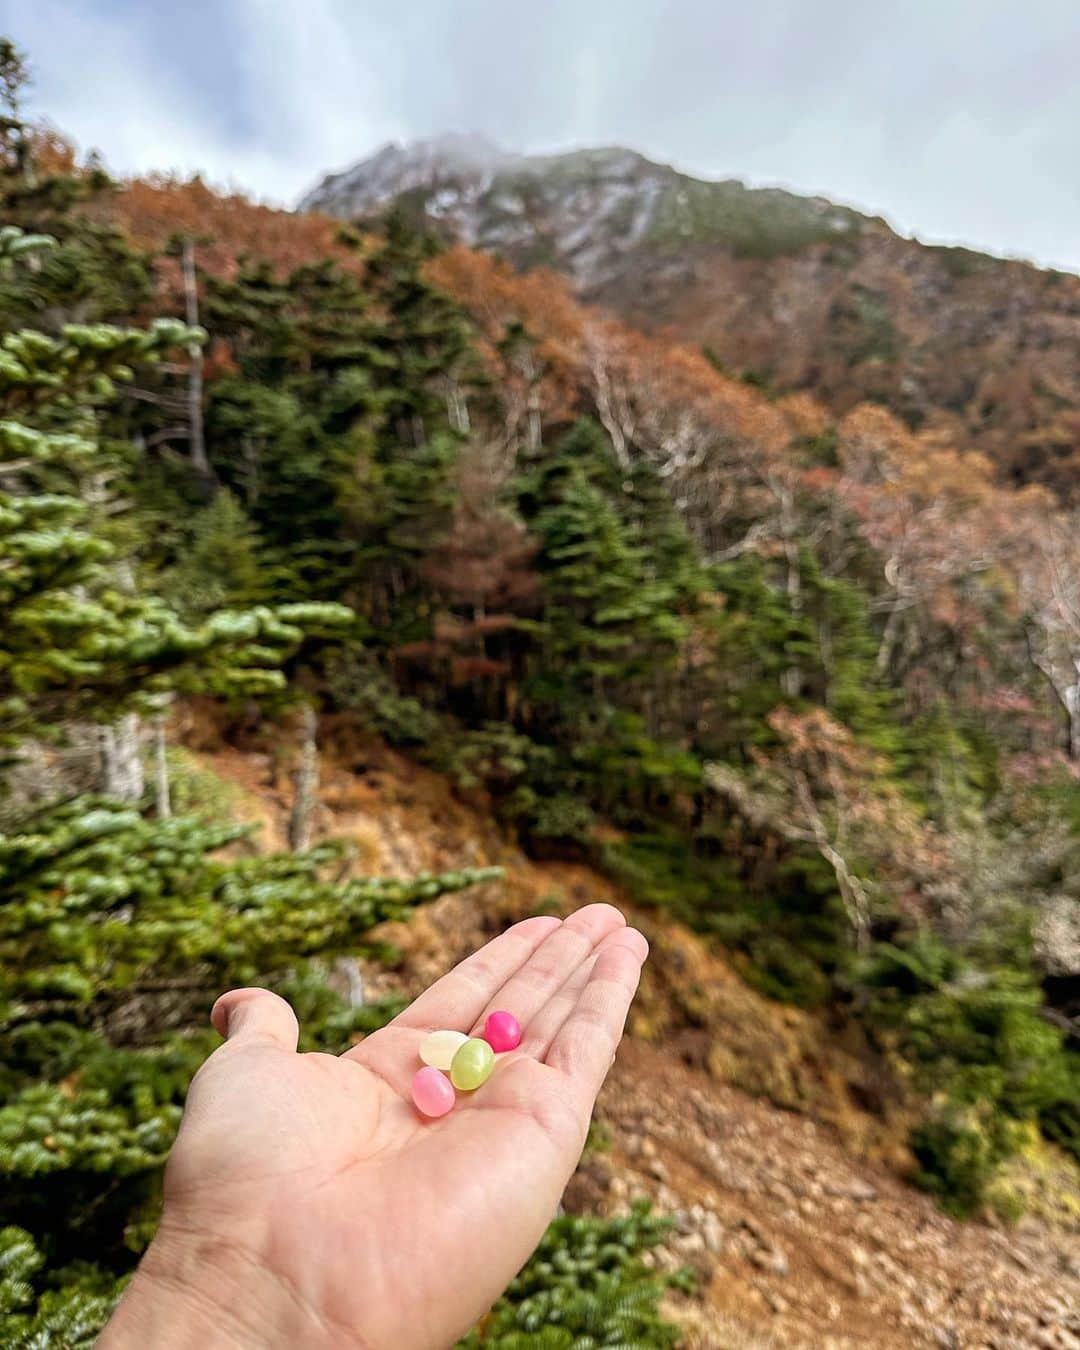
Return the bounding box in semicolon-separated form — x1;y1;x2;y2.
101;904;648;1350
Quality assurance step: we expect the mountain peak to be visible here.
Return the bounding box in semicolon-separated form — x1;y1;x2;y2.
371;132;511;176
298;138;871;287
298;133;515;217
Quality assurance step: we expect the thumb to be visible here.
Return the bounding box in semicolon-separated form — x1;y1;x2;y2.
211;987;300;1052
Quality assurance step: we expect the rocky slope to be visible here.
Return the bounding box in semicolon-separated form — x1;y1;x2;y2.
301;138;1080;498
179;708;1080;1348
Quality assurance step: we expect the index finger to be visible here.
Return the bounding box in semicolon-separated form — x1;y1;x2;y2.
356;913;563;1043
544;927;648;1111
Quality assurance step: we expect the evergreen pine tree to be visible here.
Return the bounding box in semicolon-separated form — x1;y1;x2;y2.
363;209;473;434
519;420;693;701
0;226;495;1336
200;257;373;598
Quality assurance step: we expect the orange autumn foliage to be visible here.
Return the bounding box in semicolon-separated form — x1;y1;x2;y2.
105;175;367;309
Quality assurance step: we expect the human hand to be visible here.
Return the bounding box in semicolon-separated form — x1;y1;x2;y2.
100;904;648;1349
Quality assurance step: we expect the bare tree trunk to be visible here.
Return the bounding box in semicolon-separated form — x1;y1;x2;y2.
335;956;365;1008
768;479;805;699
707;760;872;952
793;772;871;952
1067;681;1080;761
445;376;470;434
241;434;260;507
588;345;630;470
1024;630;1080;760
780;515;803;698
288;705;320;851
101;713;144;802
526;386;543;453
818;840;872;953
517;348;543;453
874;601;904;678
181;238;209;476
152;713;171;819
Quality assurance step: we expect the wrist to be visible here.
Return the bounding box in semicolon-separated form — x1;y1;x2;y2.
99;1215;370;1350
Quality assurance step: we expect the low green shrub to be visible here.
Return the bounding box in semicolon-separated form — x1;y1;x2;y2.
459;1205;683;1348
861;934;1077;1209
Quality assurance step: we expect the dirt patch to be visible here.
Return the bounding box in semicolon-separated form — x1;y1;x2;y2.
597;1041;1079;1348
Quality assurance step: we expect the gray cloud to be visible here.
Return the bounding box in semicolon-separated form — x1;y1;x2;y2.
4;0;1080;268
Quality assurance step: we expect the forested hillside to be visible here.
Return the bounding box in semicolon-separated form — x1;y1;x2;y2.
305;137;1080;500
0;40;1078;1345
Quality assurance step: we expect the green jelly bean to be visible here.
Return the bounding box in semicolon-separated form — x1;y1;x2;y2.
450;1037;495;1091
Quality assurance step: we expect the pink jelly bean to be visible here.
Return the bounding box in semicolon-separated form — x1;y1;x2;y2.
483;1009;522;1053
411;1066;455;1118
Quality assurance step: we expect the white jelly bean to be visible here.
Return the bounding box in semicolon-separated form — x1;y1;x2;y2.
419;1029;468;1071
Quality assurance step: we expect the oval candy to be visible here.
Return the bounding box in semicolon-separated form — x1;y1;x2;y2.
411;1066;455;1118
483;1009;522;1053
450;1037;495;1091
419;1028;468;1071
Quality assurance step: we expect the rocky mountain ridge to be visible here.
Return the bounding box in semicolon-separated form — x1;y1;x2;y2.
299;134;872;288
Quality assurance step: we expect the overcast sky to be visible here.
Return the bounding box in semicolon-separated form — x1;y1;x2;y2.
4;0;1080;269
